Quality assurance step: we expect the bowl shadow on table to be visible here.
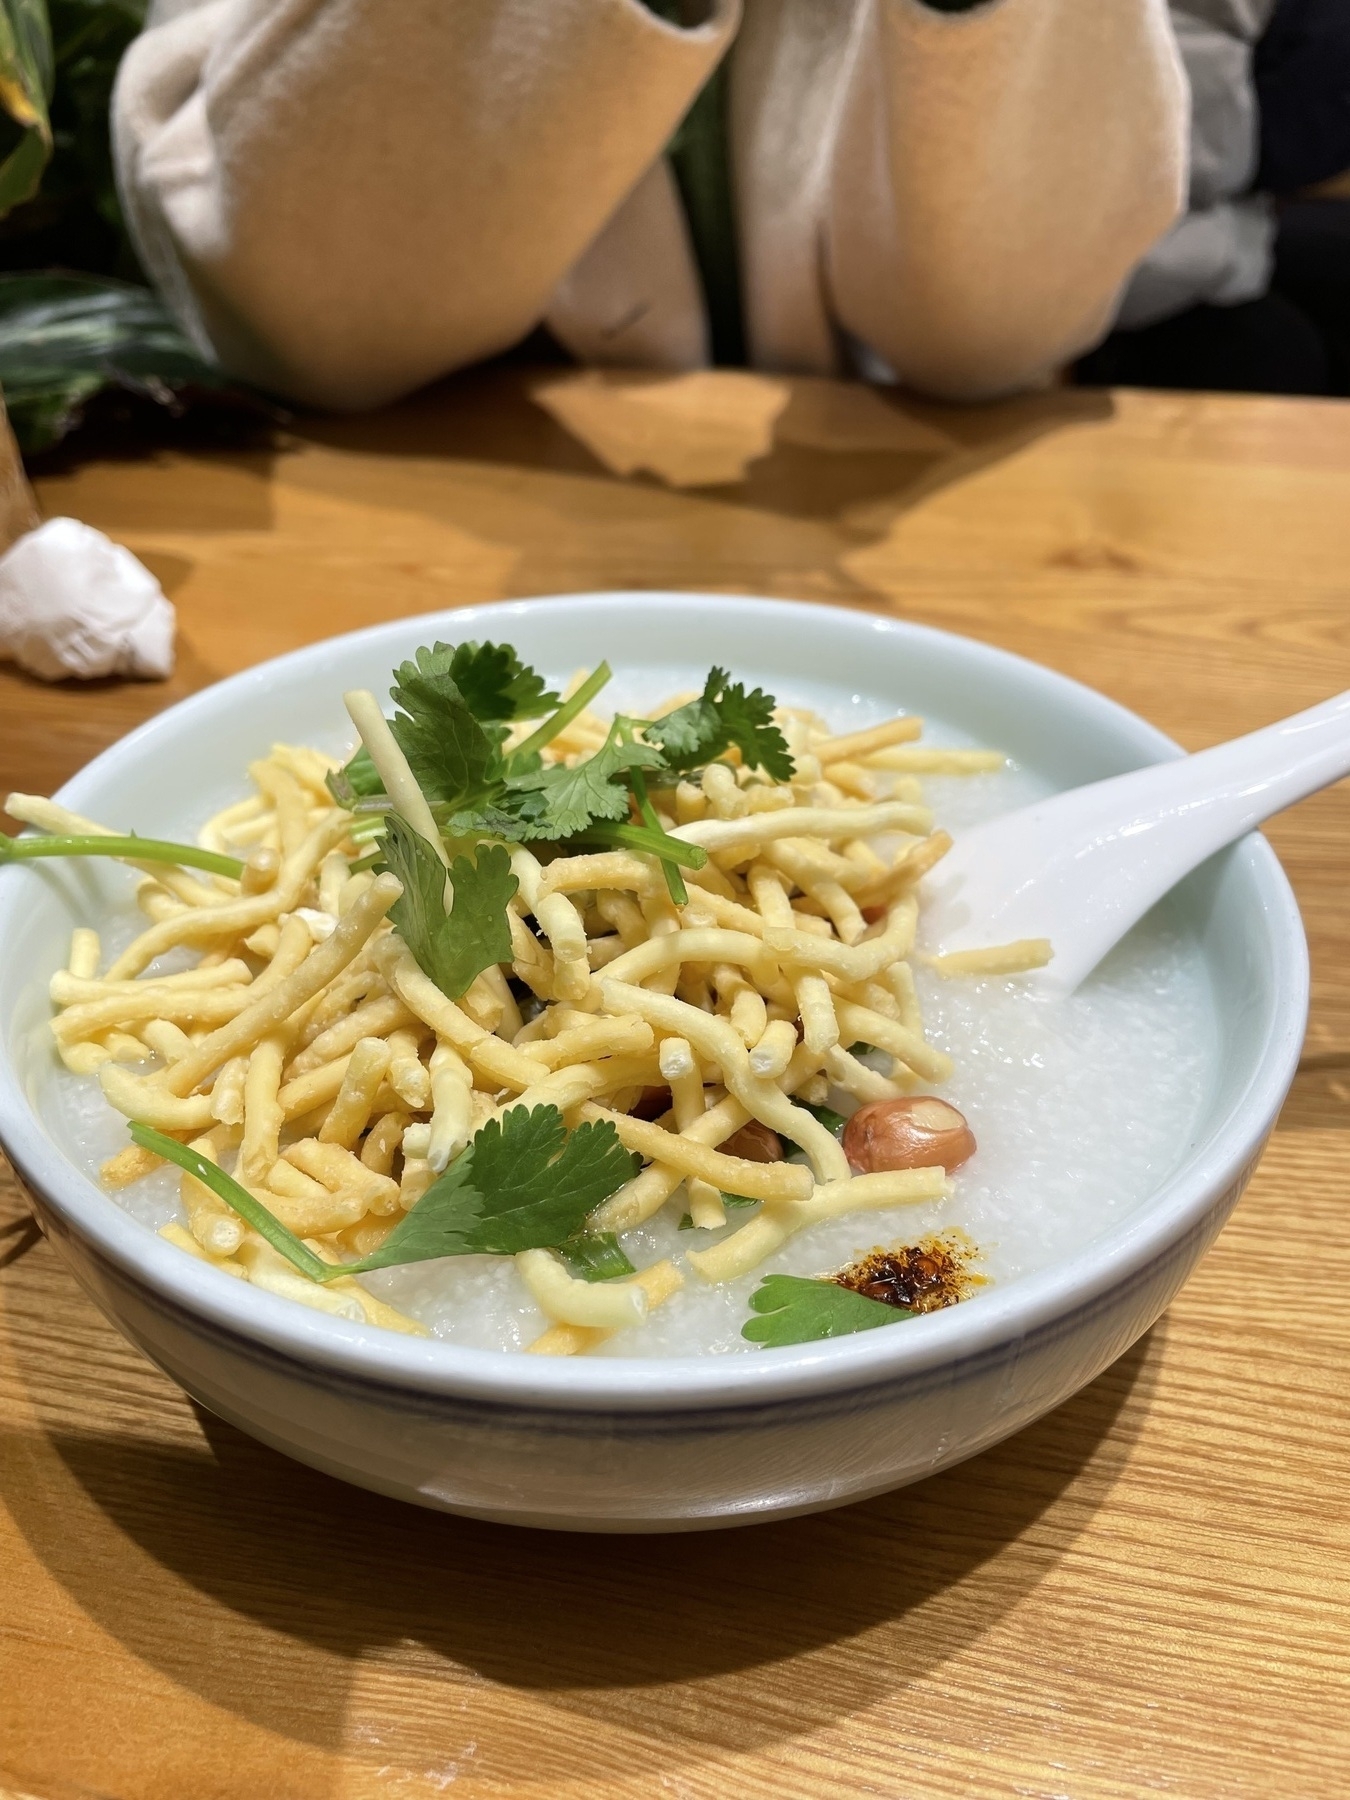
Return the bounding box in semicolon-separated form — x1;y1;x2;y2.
0;1311;1163;1763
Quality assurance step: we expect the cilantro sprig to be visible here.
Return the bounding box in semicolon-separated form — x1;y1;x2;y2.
327;638;566;817
329;641;700;857
0;831;244;880
742;1274;915;1347
377;818;518;1001
341;1106;638;1273
327;637;804;979
506;720;666;839
131;1124;334;1281
645;667;794;781
131;1107;638;1285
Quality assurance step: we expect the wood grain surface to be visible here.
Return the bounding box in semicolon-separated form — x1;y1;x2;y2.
2;367;1348;1800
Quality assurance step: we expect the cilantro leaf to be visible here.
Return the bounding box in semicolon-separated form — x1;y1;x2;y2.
558;1231;637;1282
742;1275;914;1347
646;668;794;781
439;797;546;843
379;816;517;999
347;1107;639;1273
715;679;795;780
645;681;721;764
456;641;560;722
395;641;559;726
331;644;792;866
507;726;666;839
330;644;557;821
642;667;726;771
388;659;504;818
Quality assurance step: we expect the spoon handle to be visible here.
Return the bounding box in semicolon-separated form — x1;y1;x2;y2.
926;688;1350;993
1176;686;1350;821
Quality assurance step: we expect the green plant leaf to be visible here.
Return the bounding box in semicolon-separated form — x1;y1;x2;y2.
0;112;48;215
714;678;795;781
742;1274;914;1347
345;1106;639;1274
379;816;517;1001
131;1111;638;1289
329;646;781;874
0;272;263;454
643;682;717;765
341;651;664;850
0;0;54;217
441;797;548;843
0;1;147;282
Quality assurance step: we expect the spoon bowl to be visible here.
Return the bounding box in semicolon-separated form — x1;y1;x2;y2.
921;688;1350;994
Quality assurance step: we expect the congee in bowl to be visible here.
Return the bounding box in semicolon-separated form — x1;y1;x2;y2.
8;617;1214;1360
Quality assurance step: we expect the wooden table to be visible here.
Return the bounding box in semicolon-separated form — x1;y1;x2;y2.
2;366;1348;1800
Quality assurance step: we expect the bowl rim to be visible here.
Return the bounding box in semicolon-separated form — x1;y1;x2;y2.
0;592;1309;1411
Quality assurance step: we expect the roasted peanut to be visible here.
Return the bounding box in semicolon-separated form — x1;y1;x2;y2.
722;1118;783;1163
842;1096;975;1174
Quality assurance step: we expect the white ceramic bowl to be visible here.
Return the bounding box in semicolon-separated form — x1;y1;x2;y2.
0;595;1307;1531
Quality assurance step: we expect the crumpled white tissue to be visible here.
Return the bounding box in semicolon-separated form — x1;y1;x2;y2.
0;516;176;682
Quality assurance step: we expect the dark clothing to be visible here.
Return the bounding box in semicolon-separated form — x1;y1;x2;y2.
1079;0;1350;397
1256;0;1350;193
1077;198;1350;395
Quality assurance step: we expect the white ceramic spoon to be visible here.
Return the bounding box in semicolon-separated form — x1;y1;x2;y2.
920;688;1350;996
